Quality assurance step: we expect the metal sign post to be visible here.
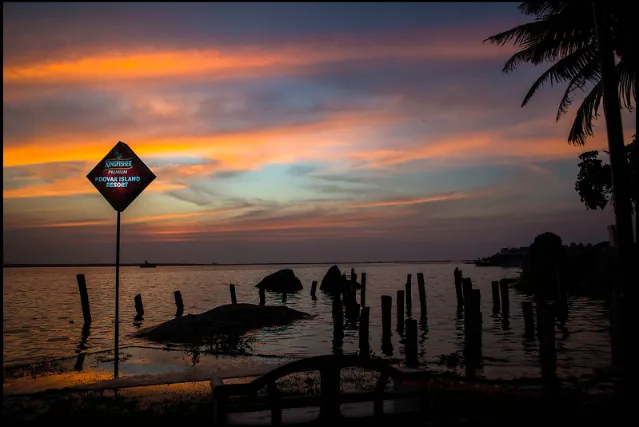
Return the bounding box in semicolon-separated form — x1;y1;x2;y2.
87;141;155;378
114;210;121;377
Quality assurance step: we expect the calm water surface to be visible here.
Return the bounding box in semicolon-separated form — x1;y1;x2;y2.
3;263;611;373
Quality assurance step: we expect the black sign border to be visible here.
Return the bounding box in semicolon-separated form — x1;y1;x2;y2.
86;141;156;212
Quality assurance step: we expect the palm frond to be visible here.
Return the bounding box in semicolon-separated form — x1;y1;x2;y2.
485;4;595;73
556;54;601;120
517;2;568;18
617;58;636;111
568;81;603;146
522;44;598;107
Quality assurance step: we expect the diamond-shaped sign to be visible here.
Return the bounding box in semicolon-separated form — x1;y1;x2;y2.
87;141;156;212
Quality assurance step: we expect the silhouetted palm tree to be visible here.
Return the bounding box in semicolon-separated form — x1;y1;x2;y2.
484;2;636;146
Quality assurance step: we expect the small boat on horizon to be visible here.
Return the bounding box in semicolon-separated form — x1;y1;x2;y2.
140;261;157;268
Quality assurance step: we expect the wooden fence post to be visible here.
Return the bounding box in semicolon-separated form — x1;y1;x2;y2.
472;289;481;314
454;268;464;308
311;281;318;299
229;284;237;305
491;281;500;312
405;280;412;314
462;278;473;313
174;290;184;316
522;301;535;338
332;297;344;351
417;272;427;321
397;290;405;334
360;273;367;307
381;295;392;337
359;307;370;357
499;279;510;314
134;294;144;318
76;274;92;324
540;301;556;379
405;319;418;367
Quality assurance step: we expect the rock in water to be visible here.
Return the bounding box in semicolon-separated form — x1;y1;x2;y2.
255;269;303;293
134;303;313;345
320;265;360;294
519;232;566;299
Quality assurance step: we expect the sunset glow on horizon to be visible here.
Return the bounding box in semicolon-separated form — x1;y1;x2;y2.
3;2;634;264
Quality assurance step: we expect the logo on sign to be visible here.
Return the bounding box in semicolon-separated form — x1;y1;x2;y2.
104;149;134;173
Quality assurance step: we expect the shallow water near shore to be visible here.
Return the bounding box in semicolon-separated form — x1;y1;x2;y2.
3;263;612;379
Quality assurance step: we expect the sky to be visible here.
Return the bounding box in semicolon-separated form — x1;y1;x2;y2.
3;2;635;264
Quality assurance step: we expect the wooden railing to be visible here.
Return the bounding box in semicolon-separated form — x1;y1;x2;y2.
212;355;430;425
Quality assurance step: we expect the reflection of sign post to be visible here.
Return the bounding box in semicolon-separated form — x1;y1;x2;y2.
87;141;155;378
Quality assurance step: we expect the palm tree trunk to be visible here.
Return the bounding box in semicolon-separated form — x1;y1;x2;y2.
592;1;633;379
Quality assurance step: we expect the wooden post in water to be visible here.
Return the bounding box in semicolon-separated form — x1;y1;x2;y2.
491;281;501;312
396;290;405;334
134;294;144;318
332;297;344;352
360;273;367;307
381;295;392;337
454;268;464;308
259;288;265;306
405;280;412;313
174;291;184;316
471;289;481;314
229;284;237;305
405;319;418;367
282;292;287;304
522;301;535;338
463;287;482;378
311;281;318;299
535;299;543;338
76;274;92;324
417;273;427;321
540;301;556;379
462;278;473;313
499;280;510;315
358;306;370;357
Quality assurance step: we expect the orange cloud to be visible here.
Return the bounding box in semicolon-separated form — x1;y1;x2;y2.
2;109;399;169
347;120;605;170
2;177;186;199
136;208;401;237
348;190;492;208
3;30;513;85
11;207;246;228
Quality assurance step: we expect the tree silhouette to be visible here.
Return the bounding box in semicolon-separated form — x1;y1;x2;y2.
575;136;637;213
484;2;636;146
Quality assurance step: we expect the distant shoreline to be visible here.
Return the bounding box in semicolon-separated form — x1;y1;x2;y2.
3;260;473;268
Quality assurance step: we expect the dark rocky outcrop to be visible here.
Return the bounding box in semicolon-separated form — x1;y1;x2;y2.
255;269;303;293
517;231;626;299
134;303;313;345
518;232;566;299
320;265;360;294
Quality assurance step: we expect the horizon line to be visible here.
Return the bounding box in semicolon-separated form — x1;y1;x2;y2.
2;260;478;268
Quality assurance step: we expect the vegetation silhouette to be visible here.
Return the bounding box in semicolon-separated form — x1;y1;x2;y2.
484;2;635;146
575;135;637;213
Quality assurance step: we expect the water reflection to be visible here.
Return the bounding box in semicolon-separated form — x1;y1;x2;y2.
74;323;91;371
3;264;614;377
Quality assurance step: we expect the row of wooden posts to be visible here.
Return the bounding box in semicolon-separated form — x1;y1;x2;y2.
76;268;557;377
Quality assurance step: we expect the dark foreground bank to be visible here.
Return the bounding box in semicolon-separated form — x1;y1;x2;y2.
3;370;624;425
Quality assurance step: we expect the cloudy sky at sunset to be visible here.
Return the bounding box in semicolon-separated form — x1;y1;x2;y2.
3;2;635;264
